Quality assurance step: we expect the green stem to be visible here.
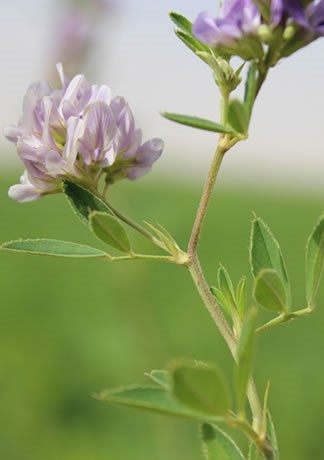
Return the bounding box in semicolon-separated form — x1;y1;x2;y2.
106;253;176;263
188;254;263;432
188;254;237;356
228;416;273;459
256;306;313;334
97;193;163;249
186;128;264;433
188;135;229;256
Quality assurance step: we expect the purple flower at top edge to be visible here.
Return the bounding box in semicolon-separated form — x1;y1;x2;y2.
193;0;261;47
271;0;285;25
4;64;163;202
284;0;324;35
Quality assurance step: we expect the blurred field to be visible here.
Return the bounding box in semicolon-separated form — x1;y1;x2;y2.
1;171;324;460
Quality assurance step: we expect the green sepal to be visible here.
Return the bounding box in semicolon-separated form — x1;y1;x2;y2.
267;411;279;460
145;370;171;389
248;443;266;460
1;239;109;258
171;361;231;416
235;308;258;415
161;112;234;134
201;423;244;460
95;385;224;422
305;213;324;305
90;211;131;253
236;277;247;321
175;30;210;56
63;181;112;224
169;12;192;35
250;217;291;310
217;265;237;312
253;269;287;313
211;286;233;317
227;100;249;135
144;221;180;256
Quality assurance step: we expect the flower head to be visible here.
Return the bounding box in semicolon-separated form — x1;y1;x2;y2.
193;0;261;47
284;0;324;35
4;65;163;202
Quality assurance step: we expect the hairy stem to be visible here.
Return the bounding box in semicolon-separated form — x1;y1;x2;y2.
188;254;263;432
187;132;264;433
188;135;229;256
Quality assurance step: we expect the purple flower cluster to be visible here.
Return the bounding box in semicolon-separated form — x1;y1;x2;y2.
193;0;324;50
284;0;324;35
4;65;163;202
193;0;261;47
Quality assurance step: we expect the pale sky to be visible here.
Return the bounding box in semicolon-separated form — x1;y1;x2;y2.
1;1;324;189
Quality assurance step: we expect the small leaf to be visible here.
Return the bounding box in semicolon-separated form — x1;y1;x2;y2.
90;211;131;253
267;411;279;460
201;424;244;460
253;269;287;313
95;385;223;422
218;265;237;312
248;443;266;460
169;12;192;34
162;113;234;134
244;62;257;119
227;100;249;134
145;370;171;389
235;308;258;415
63;181;112;224
306;213;324;305
250;217;291;309
236;277;247;320
1;239;109;258
211;287;233;317
172;361;231;416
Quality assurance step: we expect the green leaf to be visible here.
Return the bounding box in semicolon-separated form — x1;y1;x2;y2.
248;443;266;460
169;12;192;34
306;213;324;305
218;265;237;312
227;100;249;134
267;411;279;460
162;113;234;134
201;424;244;460
244;62;257;119
1;239;109;258
236;277;247;321
145;370;171;389
250;217;291;309
253;269;287;313
211;287;233;317
235;308;258;415
63;181;112;224
172;361;231;416
90;211;131;253
95;385;223;422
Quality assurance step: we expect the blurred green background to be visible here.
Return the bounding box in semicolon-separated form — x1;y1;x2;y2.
1;171;324;460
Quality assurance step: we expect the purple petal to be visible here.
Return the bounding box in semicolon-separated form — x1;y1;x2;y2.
22;81;52;133
45;150;68;176
63;116;85;167
8;183;42;202
78;101;117;166
3;125;23;144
